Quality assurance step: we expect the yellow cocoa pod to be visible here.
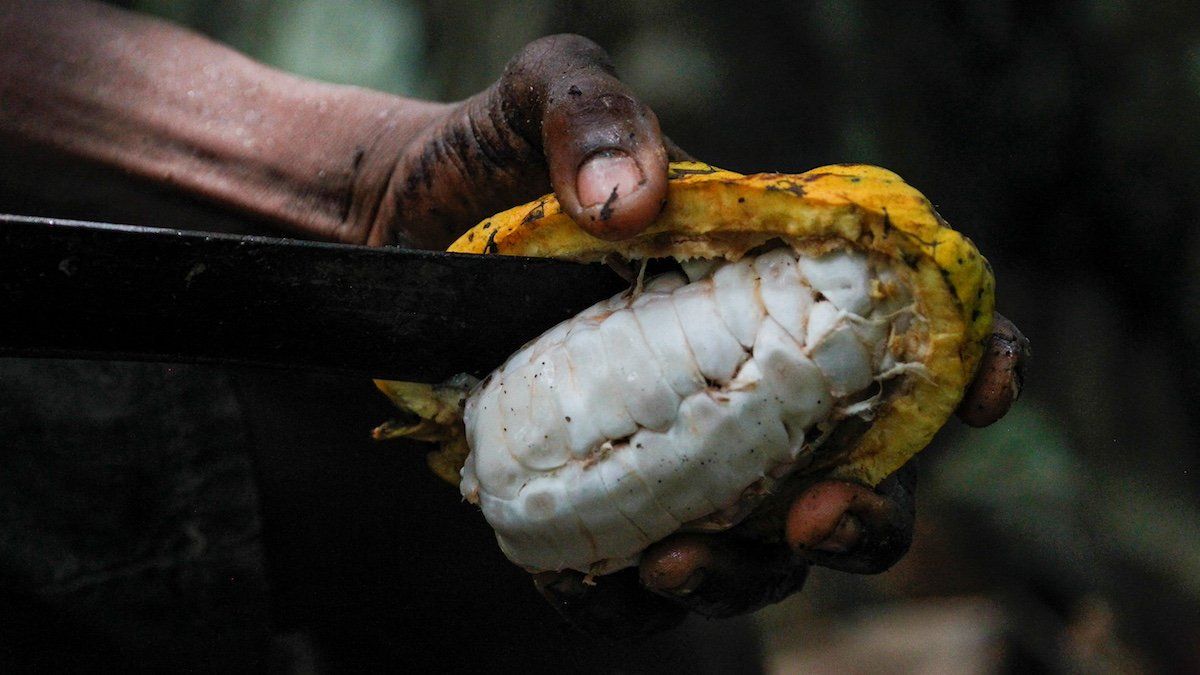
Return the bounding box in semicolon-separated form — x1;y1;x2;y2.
379;161;993;488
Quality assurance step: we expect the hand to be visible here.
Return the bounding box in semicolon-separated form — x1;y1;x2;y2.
533;464;918;638
0;4;1031;641
350;36;1034;637
366;34;688;249
0;12;679;246
534;313;1030;639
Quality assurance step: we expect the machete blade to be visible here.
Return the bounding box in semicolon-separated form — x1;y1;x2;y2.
0;215;628;381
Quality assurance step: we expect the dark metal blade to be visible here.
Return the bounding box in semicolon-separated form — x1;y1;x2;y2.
0;215;627;381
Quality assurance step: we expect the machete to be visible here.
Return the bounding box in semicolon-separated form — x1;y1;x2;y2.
0;215;629;382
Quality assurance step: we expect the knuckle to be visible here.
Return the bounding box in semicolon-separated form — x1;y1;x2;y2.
558;93;645;139
496;35;632;146
508;33;611;77
592;92;642;115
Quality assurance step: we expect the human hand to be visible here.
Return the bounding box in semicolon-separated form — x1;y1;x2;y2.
362;34;687;249
363;34;1031;638
532;313;1029;639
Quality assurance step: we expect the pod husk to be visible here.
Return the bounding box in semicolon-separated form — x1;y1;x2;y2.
378;161;994;486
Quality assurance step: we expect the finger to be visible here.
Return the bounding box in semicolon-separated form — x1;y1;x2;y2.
956;312;1031;427
638;533;808;618
379;35;671;248
523;35;670;240
532;567;687;641
785;464;917;574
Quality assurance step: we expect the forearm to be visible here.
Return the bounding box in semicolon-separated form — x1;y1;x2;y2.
0;0;446;243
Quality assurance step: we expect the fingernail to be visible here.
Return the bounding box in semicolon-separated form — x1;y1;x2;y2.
812;512;864;554
664;569;706;597
577;150;644;213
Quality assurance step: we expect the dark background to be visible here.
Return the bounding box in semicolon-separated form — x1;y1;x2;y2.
6;0;1200;671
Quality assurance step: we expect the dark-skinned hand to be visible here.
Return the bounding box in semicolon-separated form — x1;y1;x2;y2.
361;34;1032;639
364;34;684;249
0;4;1032;644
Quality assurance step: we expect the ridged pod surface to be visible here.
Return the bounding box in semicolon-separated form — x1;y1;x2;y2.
376;162;994;575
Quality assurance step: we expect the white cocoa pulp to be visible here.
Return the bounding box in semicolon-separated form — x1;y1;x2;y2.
459;245;922;574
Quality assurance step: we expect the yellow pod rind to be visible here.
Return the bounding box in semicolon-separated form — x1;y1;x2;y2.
372;379;471;485
439;161;993;486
